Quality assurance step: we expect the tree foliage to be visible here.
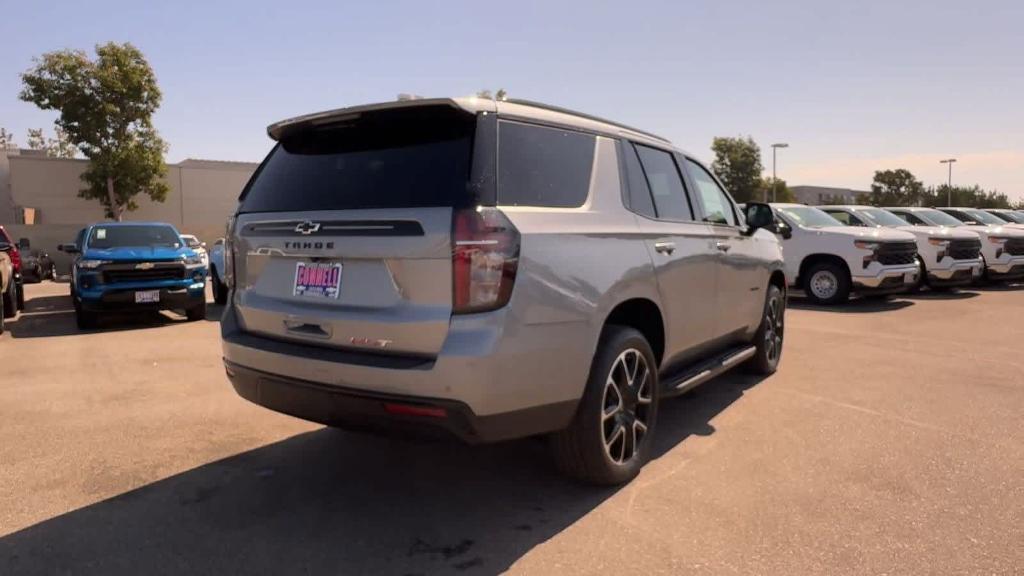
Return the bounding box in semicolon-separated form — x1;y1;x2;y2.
27;127;78;158
858;169;926;206
711;136;764;203
921;185;1011;208
0;127;16;150
19;42;168;220
476;88;508;100
758;177;794;203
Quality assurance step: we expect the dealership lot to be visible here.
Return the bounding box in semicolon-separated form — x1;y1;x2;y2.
1;282;1022;575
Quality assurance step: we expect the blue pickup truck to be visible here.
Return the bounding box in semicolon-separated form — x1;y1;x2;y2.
59;222;208;329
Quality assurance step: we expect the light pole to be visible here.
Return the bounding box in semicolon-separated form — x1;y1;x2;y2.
770;143;789;202
939;158;956;205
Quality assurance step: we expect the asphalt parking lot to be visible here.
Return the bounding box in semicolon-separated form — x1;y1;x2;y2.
1;281;1022;575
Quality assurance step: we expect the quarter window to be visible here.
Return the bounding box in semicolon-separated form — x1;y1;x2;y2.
684;159;737;226
633;144;693;221
498;121;596;208
620;142;657;218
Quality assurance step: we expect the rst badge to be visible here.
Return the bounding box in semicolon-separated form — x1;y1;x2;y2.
293;261;342;298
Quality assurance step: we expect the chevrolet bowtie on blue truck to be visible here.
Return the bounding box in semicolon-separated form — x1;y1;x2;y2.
59;222;208;329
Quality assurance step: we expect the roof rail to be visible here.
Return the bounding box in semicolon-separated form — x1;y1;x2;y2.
504;98;671;144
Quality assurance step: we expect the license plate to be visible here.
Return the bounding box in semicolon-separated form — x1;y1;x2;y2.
135;290;160;303
294;262;342;299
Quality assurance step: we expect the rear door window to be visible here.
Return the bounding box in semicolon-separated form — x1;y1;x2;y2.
633;144;694;221
239;106;475;213
826;210;853;225
497;121;595;207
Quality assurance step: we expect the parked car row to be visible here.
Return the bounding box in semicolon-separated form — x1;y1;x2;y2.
767;203;1024;304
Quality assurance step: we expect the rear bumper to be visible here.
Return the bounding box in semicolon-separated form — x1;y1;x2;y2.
220;303;589;442
79;285;206;312
224;360;576;444
852;265;919;293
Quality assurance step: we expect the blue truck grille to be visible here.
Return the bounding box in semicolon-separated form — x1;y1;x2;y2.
102;263;186;283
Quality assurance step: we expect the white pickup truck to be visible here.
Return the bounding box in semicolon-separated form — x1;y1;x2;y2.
821;205;983;289
770;203;920;304
907;207;1024;282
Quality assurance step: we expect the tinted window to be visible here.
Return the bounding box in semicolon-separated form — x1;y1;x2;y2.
896;211;926;226
860;208;910;227
777;206;843;228
634;145;693;221
240;107;475;213
685;159;737;225
498;122;595;207
826;210;852;225
620;142;657;218
88;225;182;249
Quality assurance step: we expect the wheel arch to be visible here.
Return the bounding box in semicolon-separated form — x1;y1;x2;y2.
798;253;851;288
602;298;665;367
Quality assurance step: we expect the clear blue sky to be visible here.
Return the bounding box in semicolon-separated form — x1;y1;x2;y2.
1;0;1021;198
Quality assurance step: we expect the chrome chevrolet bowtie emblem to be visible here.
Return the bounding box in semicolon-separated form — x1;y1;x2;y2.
135;262;155;270
295;221;321;235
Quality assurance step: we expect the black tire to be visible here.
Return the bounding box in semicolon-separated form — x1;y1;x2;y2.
76;308;98;330
16;283;24;311
0;291;5;335
803;261;851;305
186;299;207;321
2;279;15;319
746;284;785;375
909;257;927;292
550;325;659;485
211;267;228;305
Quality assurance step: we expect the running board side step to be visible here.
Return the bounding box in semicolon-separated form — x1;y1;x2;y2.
661;345;757;398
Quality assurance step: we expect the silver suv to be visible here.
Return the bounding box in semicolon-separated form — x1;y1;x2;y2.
221;98;786;484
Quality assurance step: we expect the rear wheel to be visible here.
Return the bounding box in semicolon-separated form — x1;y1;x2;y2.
211;267;228;305
803;261;850;305
746;284;785;374
551;325;659;485
0;290;5;334
16;283;24;310
186;299;207;321
2;279;15;319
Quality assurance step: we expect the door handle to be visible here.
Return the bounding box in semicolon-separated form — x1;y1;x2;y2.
715;242;732;252
654;241;675;255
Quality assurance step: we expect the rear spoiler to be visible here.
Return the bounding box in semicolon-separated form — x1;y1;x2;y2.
266;98;489;141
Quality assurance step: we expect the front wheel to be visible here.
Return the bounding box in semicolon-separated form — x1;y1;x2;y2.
804;261;851;305
211;267;228;305
550;325;659;485
186;299;207;321
746;284;785;375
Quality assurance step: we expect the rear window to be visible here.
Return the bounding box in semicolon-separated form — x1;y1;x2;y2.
498;121;595;208
240;106;475;213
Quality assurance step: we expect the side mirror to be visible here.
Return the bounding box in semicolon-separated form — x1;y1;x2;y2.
18;237;30;250
58;243;80;254
744;202;778;236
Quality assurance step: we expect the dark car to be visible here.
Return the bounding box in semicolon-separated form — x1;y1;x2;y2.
17;239;57;283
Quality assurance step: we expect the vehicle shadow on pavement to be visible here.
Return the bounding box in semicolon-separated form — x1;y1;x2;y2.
0;375;762;576
7;293;197;338
902;289;980;301
971;282;1023;292
787;296;914;314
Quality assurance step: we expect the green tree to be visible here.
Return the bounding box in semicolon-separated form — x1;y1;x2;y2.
476;88;508;100
758;177;794;203
26;127;78;158
922;185;1011;208
862;169;925;206
0;127;16;150
19;42;168;220
711;136;764;203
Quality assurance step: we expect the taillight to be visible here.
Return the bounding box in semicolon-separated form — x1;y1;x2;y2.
452;207;519;314
9;247;20;272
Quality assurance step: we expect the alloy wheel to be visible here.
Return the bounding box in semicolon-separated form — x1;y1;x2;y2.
764;294;784;363
601;348;652;465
